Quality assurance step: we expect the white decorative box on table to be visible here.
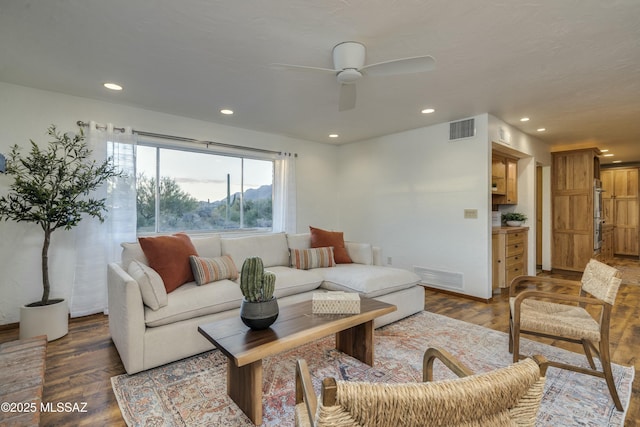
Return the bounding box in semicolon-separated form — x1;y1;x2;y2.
312;291;360;314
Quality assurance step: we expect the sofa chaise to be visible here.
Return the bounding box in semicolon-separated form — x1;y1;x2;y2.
107;232;424;374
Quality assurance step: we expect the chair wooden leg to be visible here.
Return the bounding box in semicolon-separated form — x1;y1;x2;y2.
512;321;521;363
582;340;597;370
508;317;514;353
599;338;623;411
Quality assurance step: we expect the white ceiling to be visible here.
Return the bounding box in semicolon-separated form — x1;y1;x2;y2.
1;0;639;164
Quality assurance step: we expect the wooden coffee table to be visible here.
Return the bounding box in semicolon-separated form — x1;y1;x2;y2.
198;297;396;425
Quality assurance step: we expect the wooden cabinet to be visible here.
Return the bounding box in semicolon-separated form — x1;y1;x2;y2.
601;170;614;225
599;224;614;262
492;156;506;195
492;227;528;290
492;153;518;205
551;149;599;271
601;168;639;256
492;233;500;290
505;158;518;204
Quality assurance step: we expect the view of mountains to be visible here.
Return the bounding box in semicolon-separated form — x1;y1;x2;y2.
205;184;272;206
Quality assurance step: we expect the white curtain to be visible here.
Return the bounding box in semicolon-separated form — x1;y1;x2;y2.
70;122;137;317
273;152;297;233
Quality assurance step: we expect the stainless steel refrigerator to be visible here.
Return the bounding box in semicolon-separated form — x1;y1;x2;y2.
594;178;604;251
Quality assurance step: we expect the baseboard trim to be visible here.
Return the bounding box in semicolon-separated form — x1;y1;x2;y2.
0;322;19;331
420;284;492;303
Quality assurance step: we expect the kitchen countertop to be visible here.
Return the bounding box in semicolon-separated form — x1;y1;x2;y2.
492;226;529;234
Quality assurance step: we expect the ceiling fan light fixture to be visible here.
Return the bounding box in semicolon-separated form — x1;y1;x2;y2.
336;69;362;84
275;40;435;112
333;41;366;70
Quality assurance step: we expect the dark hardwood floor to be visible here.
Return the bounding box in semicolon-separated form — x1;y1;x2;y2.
0;260;638;426
0;313;125;426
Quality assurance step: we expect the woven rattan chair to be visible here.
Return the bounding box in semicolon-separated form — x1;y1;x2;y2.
295;347;548;427
509;258;623;411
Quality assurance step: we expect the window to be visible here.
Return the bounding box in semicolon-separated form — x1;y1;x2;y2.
136;144;274;233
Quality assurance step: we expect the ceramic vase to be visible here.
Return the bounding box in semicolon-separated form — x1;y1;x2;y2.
240;297;279;330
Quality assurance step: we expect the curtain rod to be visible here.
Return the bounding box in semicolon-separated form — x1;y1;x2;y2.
76;120;295;157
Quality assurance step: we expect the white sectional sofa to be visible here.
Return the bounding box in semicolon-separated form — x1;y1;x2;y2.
107;232;424;374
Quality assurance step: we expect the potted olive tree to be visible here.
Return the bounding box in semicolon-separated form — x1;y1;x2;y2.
0;125;122;340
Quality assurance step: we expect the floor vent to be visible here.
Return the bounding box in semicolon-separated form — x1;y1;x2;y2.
449;118;475;140
414;266;464;290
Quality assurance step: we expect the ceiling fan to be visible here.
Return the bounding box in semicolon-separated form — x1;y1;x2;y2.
272;41;436;111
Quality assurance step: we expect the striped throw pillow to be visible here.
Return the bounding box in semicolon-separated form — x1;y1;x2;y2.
290;247;336;270
189;255;239;285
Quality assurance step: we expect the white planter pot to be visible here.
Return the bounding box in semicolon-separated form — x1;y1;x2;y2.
20;299;68;341
506;220;523;227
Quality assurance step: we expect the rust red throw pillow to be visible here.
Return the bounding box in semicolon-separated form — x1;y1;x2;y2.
138;233;198;293
309;226;352;264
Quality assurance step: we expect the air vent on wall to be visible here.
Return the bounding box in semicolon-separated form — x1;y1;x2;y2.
414;266;464;290
449;118;475;140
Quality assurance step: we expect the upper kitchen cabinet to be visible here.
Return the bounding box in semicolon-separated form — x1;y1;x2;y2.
600;168;639;256
551;149;600;271
492;152;518;205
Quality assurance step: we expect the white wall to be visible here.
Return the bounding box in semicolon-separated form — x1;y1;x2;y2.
336;114;552;299
0;82;339;324
337;114;493;299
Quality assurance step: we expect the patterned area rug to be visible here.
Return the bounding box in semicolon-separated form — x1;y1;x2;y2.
112;311;634;426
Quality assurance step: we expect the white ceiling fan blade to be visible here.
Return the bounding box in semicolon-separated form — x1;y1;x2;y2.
339;83;356;111
270;63;337;74
360;55;436;76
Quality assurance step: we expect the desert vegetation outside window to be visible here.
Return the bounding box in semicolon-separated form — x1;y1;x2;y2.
135;144;274;234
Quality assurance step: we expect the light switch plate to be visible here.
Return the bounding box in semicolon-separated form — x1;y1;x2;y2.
464;209;478;219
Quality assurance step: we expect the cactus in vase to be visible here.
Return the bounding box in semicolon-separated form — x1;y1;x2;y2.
262;271;276;301
240;257;276;302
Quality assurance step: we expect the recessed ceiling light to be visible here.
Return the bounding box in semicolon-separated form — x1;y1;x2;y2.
600;149;609;152
612;160;622;163
220;109;234;115
103;82;123;91
421;108;435;114
520;117;530;122
537;128;546;132
603;154;614;157
329;134;339;138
